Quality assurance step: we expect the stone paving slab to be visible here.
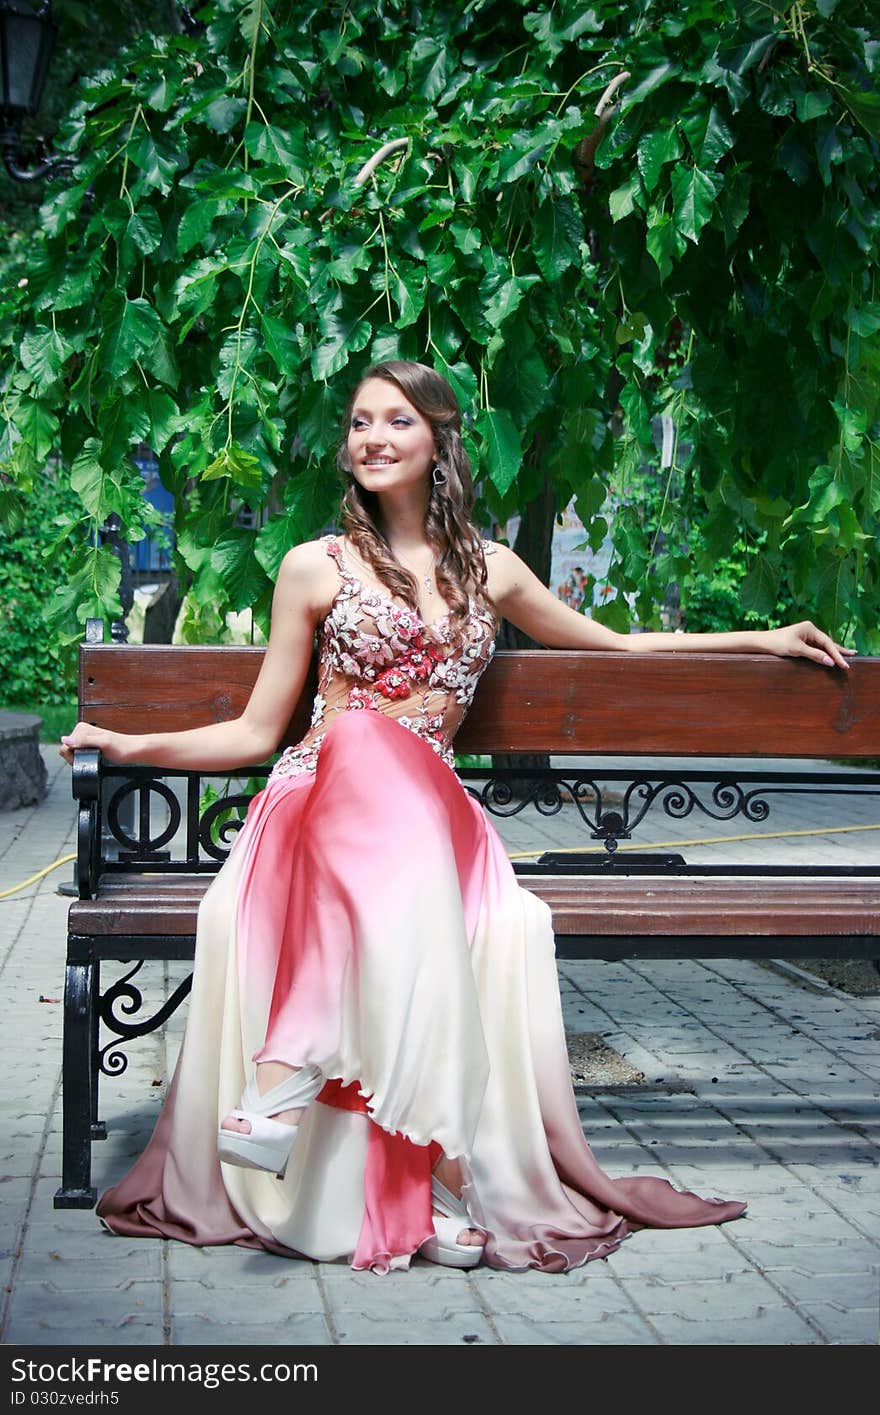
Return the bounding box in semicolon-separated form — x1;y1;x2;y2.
0;748;878;1345
795;1302;879;1344
489;1310;658;1345
638;1309;821;1345
170;1314;334;1345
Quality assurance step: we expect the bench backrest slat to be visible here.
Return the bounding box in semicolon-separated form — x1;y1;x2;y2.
78;647;880;759
79;648;880;758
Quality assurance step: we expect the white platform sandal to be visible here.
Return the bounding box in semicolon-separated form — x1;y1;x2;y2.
217;1064;323;1178
419;1175;485;1269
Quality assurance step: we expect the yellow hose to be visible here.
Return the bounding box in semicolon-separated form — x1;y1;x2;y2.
507;821;880;861
0;853;76;899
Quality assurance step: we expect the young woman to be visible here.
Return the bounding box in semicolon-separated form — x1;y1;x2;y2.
60;360;852;1274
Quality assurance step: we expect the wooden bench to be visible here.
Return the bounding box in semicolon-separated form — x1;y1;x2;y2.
56;623;880;1207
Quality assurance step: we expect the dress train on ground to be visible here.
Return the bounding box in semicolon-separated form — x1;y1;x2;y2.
97;710;746;1273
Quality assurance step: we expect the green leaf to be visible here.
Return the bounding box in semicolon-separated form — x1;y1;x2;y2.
475;408;522;495
609;176;643;222
142;329;179;390
815;120;844;186
217;328;259;400
282;461;341;535
39;184;89;238
623;63;679;109
645;208;686;281
125;207;162;256
210;528;268;612
19;328;73;388
701;105;736;166
37;262;95;314
848;302;880;337
450;223;481;255
127;134;180;195
99;293;164;378
533;199;582;280
98;397;150;469
261;313;300;376
482;275;540;330
202;443;264;490
795;89;832;123
425;250;455;285
143;389;180;455
45;544;122;634
430;354;478;411
238;0;271;44
243;122;308;183
176;522;213;573
671;165;722;243
370;330;403;363
497;137;553;184
812;555;854;636
70;440;110;518
495;333;550;426
255;515;298;579
591;596;631;633
831;400;866;453
637;129;683;194
739;554;781;616
791;464;847;524
204;95;247;134
146;74;172;113
298;381;342;456
836;82;880;141
327;243;371;284
14;399;59;460
192;167;260;200
391;260;426;329
177;200;220;255
409;37;450;101
311;313;372;380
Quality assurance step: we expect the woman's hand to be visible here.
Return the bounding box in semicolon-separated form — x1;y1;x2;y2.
59;721;135;767
757;621;855;670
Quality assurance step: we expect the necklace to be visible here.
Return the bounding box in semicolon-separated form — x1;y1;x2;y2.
394;548;437;595
420;558;437;596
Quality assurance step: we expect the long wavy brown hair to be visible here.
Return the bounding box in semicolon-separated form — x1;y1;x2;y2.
335;360;501;642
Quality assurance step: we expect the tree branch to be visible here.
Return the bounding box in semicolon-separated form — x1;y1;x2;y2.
573;71;631;186
352;137;410;188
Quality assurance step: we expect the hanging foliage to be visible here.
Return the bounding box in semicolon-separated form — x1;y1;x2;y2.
0;0;877;647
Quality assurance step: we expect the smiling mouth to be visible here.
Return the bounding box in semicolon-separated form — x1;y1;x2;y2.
362;458;397;468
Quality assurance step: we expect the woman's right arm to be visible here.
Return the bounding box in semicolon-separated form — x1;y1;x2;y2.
59;541;327;771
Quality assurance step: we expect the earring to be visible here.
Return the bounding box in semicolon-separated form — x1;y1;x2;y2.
432;463;447;486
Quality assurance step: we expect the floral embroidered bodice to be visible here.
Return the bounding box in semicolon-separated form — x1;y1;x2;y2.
268;534;498;782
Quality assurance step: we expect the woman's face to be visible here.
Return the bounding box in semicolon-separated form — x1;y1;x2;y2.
347;378;436;496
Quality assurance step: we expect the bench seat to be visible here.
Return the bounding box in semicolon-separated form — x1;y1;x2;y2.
70;871;880;951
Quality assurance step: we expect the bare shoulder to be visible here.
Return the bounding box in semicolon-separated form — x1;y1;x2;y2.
478;539;518;611
276;536;338;620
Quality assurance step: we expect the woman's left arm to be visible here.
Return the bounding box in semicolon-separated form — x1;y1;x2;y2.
621;622;853;669
491;544;855;670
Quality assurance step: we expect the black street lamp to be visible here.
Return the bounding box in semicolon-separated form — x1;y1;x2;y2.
1;0;73;181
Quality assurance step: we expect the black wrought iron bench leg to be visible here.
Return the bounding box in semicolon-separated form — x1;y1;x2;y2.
54;942;98;1208
90;959;106;1140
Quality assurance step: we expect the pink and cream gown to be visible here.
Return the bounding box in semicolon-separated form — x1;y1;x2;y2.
97;533;746;1273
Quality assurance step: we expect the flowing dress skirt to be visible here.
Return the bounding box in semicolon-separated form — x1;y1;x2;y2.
97;711;746;1273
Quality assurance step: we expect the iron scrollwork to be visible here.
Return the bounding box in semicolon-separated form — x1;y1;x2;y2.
198;794;253;861
98;961;194;1077
107;776;181;860
459;765;880;860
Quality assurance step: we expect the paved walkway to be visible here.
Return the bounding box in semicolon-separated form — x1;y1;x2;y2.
0;747;878;1346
